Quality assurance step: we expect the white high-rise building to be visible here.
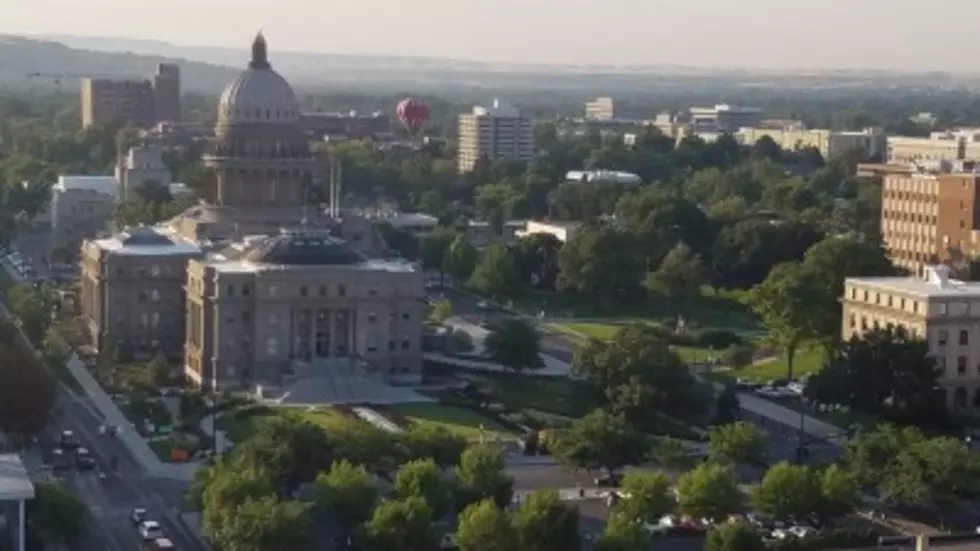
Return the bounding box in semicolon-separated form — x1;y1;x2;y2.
457;99;535;173
585;97;616;121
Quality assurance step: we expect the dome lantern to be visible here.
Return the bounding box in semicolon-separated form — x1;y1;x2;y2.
249;32;270;70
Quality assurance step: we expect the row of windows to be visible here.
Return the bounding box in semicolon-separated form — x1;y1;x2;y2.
224;310;412;325
261;337;413;355
937;355;980;377
225;283;356;298
882;210;938;225
848;316;920;338
883;190;937;203
848;288;921;313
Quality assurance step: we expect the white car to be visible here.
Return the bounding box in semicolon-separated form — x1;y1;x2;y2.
787;382;805;395
770;529;792;540
138;520;163;540
789;526;817;538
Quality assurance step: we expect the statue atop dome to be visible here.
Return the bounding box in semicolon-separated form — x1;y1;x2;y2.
249;32;270;70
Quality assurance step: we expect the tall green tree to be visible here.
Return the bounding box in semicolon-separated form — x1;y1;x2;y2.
398;425;467;469
362;498;437;551
614;471;674;524
393;458;450;519
513;489;581;551
557;226;644;302
28;482;90;549
484;318;543;373
233;416;334;493
442;234;479;283
219;497;313;551
512;233;563;290
707;421;767;465
468;245;521;302
675;463;742;522
594;513;651;551
744;261;822;379
751;462;822;520
819;464;860;522
646;241;706;310
454;445;514;509
704;521;767;551
454;500;518;551
553;409;646;473
313;460;377;534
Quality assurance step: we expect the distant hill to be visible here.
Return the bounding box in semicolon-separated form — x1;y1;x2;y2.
0;35;239;93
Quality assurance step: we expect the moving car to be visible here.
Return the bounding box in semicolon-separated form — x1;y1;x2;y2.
144;538;175;551
60;430;78;450
138;520;163;540
75;448;96;470
130;508;148;526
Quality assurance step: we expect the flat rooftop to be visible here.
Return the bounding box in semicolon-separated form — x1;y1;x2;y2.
208;257;418;274
94;226;201;256
0;454;34;500
847;275;980;298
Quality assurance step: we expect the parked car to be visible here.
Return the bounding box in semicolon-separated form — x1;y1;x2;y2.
75;448;96;470
60;430;78;450
144;538;175;551
594;471;622;487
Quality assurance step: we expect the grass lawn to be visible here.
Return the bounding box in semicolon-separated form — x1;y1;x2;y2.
216;405;352;443
458;371;601;419
709;346;827;383
383;402;518;441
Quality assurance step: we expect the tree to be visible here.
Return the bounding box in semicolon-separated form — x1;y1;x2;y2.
483;318;543;373
594;514;651;551
393;459;450;519
512;233;562;290
879;436;977;514
675;463;742;522
148;351;170;386
513;489;581;551
744;261;822;379
419;230;455;283
650;436;696;471
455;444;514;509
0;342;56;440
645;241;706;310
707;421;767;465
201;464;277;543
442;234;479;283
819;464;860;522
362;498;438;551
704;521;767;551
805;327;943;423
468;245;521;302
454;500;518;551
801;236;895;351
844;424;926;490
572;324;704;424
218;497;313;551
314;460;377;534
711;385;742;426
430;298;453;323
233;416;334;493
722;344;756;370
558;226;644;302
28;482;90;548
751;462;822;520
553;409;646;473
615;471;673;524
398;425;467;469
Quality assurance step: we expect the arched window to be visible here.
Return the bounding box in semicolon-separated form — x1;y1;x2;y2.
960;330;969;346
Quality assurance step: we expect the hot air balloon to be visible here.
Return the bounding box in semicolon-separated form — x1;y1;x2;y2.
396;97;429;136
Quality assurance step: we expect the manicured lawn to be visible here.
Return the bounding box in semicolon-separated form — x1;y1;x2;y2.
217;405;352;443
458;371;601;419
383;403;518;441
554;322;623;341
709;346;827;383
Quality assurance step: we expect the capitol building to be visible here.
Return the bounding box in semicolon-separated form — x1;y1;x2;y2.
78;34;425;395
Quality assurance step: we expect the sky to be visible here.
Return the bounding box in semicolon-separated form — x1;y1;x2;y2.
6;0;980;70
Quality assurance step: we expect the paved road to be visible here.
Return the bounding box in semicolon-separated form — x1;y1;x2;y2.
48;394;206;551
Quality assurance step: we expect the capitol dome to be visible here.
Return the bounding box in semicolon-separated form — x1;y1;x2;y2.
217;33;300;126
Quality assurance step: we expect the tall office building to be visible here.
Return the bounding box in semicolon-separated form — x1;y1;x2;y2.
881;170;980;277
153;64;181;123
80;64;181;128
457;100;535;173
81;78;156;128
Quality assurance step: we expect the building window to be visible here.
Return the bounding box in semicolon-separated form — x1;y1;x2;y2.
242;311;251;323
959;356;968;374
150;265;161;276
151;289;160;302
266;338;278;355
300;285;308;297
402;313;410;320
939;302;948;316
875;293;881;305
960;330;969;346
369;289;378;297
368;313;377;323
242;284;252;297
913;301;919;314
402;340;411;350
338;284;346;297
227;284;236;297
849;314;856;328
319;285;327;297
268;285;279;297
850;288;856;299
861;317;868;330
268;313;279;325
388;340;395;351
138;291;147;302
863;290;869;301
901;298;906;309
938;330;948;346
151;313;160;328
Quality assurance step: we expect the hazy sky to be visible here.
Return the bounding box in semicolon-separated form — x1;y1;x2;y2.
6;0;980;70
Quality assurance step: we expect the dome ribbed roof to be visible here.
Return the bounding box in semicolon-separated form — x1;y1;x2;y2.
217;33;300;126
244;230;366;266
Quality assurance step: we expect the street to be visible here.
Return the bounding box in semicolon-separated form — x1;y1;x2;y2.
46;393;206;551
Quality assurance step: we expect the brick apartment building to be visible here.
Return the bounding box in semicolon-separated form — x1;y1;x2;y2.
80;64;181;128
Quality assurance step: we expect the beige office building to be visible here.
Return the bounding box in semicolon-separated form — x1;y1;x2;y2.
184;229;423;391
585;97;616;121
81;64;182;129
115;145;173;202
843;266;980;410
887;129;980;165
737;126;887;160
49;176;118;256
80;227;202;361
457;100;535;172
